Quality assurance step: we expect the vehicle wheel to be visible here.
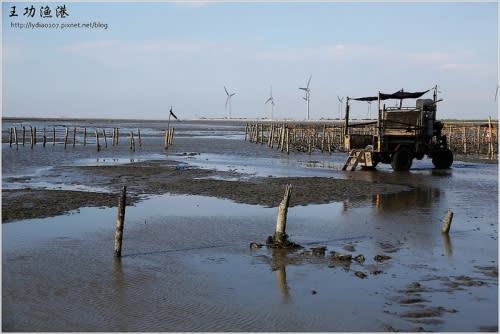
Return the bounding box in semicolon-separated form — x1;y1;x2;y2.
391;147;413;171
432;149;453;169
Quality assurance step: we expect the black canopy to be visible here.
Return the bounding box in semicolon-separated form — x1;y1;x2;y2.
351;89;431;102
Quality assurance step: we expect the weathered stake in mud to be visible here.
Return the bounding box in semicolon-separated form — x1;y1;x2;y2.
95;129;100;152
129;130;135;152
64;128;69;149
102;129;108;148
114;185;127;257
30;127;34;149
441;209;454;234
14;127;18;150
275;184;292;243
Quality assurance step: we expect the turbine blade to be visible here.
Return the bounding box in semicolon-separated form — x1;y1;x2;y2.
224;86;229;96
265;97;272;104
307;75;312;88
230;93;236;97
299;87;307;91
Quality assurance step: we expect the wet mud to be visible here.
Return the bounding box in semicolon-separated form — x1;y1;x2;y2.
2;159;410;223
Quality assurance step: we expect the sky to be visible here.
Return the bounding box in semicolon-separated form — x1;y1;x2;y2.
2;1;499;120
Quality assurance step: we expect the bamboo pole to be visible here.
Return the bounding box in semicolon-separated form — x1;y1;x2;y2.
274;184;292;244
30;127;34;149
95;129;100;152
129;130;135;151
286;128;290;154
463;127;467;155
14;127;18;150
64;128;69;149
441;209;454;234
102;129;107;148
280;125;285;152
488;116;493;159
114;185;127;257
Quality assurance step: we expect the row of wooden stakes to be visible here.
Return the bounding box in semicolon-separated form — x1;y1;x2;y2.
5;126;175;151
245;123;344;154
245;121;498;159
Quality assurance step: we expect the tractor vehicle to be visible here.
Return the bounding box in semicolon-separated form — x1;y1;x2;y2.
342;86;453;171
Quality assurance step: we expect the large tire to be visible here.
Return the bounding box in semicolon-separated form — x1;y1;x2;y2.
432;149;453;169
391;147;413;171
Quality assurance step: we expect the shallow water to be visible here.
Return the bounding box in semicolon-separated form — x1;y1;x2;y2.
2;119;498;331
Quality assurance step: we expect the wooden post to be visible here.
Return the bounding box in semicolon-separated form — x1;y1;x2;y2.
441;209;454;234
286;128;290;154
73;128;77;148
169;128;174;145
43;128;46;147
116;128;119;145
22;126;26;146
102;129;108;148
33;127;36;145
280;125;285;152
95;129;100;152
14;127;18;149
138;128;142;147
53;128;56;146
9;127;13;147
114;186;127;258
30;127;34;149
274;184;292;244
129;130;134;151
488;116;493;159
84;128;87;146
64;128;68;149
463;127;467;155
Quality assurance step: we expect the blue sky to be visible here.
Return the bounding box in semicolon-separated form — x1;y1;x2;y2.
2;1;498;120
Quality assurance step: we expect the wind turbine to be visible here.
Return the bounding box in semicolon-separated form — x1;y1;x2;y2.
299;75;312;120
367;101;372;119
265;85;276;120
337;96;344;120
224;86;236;119
495;85;499;102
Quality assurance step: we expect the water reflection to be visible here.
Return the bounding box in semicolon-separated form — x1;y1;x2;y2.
270;249;291;304
441;233;453;257
371;187;442;213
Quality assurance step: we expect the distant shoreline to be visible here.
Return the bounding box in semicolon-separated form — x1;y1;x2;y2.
2;116;497;124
